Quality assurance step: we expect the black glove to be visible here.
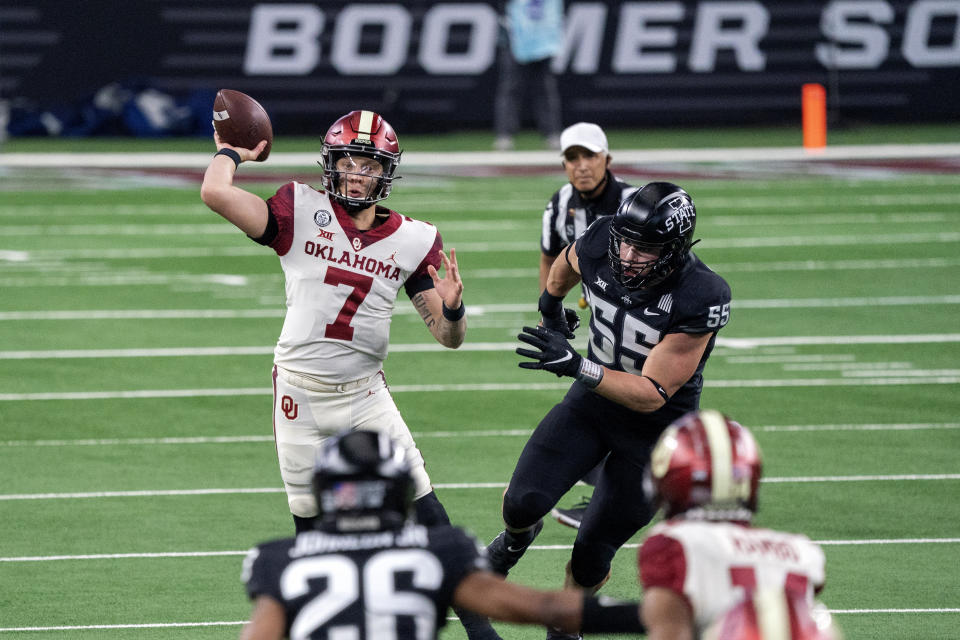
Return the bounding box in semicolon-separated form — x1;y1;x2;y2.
516;325;582;377
563;307;581;334
539;290;578;338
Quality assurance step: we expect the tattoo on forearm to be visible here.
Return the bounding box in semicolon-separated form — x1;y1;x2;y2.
412;292;465;347
412;293;435;329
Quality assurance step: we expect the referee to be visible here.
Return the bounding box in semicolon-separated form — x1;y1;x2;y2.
539;122;638;290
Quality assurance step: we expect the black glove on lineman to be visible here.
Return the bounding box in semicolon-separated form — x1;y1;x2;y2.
517;325;582;377
518;326;605;388
538;290;579;338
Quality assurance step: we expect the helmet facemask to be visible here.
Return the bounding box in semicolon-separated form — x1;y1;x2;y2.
608;228;691;290
320;144;400;213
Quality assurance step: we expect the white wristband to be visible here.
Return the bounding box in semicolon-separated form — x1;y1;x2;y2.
576;359;604;389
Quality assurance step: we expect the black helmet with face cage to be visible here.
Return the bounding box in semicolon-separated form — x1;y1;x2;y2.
312;430;413;533
608;182;699;290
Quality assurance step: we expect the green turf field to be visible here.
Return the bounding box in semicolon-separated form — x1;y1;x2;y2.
0;135;958;638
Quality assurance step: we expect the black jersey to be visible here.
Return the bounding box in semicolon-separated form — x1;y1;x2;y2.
575;216;731;420
541;171;636;256
242;524;486;640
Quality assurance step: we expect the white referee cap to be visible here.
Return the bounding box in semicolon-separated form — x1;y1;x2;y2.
560;122;608;155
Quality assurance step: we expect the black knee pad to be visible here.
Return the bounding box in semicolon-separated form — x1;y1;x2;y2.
414;491;451;527
502;488;553;530
570;540;615;588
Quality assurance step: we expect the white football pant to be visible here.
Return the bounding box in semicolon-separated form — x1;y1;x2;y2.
272;365;432;518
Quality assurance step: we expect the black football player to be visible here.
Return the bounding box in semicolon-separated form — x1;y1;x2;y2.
240;429;645;640
470;182;732;640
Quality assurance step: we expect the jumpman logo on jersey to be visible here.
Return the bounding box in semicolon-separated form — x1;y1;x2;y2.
387;250;400;266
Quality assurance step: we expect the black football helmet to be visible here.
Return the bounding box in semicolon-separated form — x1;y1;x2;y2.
312;429;414;533
608;182;699;289
320;110;402;212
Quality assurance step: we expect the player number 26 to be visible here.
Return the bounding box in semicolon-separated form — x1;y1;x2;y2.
283;549;443;639
707;303;730;328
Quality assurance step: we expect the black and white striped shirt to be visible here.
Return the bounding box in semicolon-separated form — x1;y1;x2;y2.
540;171;637;256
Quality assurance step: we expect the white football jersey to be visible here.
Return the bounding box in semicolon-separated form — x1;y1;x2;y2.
266;182;440;382
640;520;826;634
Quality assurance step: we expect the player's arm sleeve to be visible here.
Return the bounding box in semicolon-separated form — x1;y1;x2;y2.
669;275;732;335
259;182;297;256
541;197;563;256
241;545;283;602
434;527;489;602
639;534;688;594
404;230;443;298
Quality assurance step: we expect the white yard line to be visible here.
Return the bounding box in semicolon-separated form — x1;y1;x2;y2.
755;423;960;433
1;423;956;448
828;608;960;614
2;373;959;402
3;144;960;168
1;232;959;265
4;610;960;633
0;622;246;632
2;292;959;321
0;475;956;502
1;331;959;360
3;538;958;563
1;211;957;230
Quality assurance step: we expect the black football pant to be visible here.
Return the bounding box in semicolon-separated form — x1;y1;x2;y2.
502;395;656;587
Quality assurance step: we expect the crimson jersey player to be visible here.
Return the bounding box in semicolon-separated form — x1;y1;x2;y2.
240;430;647;640
201;110;466;535
638;409;839;640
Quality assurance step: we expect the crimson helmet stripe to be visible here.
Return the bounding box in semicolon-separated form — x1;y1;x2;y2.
701;409;734;501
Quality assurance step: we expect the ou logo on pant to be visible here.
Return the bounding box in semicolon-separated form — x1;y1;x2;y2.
281;395;299;420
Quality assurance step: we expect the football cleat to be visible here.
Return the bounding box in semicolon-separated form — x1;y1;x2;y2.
546;626;582;640
550;496;591;530
485;519;543;576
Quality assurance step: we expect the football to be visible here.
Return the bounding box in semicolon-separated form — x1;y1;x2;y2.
212;89;273;161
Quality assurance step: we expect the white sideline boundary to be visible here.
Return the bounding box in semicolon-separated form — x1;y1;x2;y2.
2;144;960;168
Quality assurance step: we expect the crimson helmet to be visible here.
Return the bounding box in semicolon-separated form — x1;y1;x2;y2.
312;429;414;533
644;409;762;522
704;589;841;640
320;110;401;211
608;182;699;289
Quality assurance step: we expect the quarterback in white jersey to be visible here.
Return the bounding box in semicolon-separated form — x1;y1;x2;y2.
201;110;467;538
637;410;833;640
